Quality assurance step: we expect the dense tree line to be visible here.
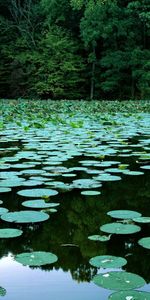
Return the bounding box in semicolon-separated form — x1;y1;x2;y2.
0;0;150;100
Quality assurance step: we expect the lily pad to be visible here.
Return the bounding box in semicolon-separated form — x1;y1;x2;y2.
0;287;6;296
0;207;9;215
122;170;144;176
88;235;111;242
133;217;150;223
100;222;141;235
81;190;101;196
94;174;121;182
89;255;127;268
15;251;58;266
22;200;60;209
0;187;11;193
1;210;49;223
138;237;150;249
140;165;150;170
17;188;58;198
92;271;146;290
109;290;150;300
0;228;23;238
107;210;142;220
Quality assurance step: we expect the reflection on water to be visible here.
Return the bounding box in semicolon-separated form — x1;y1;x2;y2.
0;142;150;299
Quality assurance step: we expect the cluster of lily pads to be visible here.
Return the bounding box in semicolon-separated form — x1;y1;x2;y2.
0;105;150;299
88;209;150;298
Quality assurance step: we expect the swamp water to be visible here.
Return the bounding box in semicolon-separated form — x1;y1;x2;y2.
0;113;150;299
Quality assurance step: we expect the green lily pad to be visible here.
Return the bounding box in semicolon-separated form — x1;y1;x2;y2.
0;287;6;296
94;174;121;181
138;237;150;249
109;290;150;300
17;188;58;198
88;235;111;242
89;255;127;268
133;217;150;223
123;170;144;175
1;210;49;223
0;207;9;215
0;178;25;187
22;200;60;209
92;271;146;290
140;165;150;170
107;210;142;220
100;222;141;234
15;251;58;266
81;190;101;196
0;187;11;193
0;228;23;238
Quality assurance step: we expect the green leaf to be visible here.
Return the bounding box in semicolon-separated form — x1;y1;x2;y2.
92;271;146;290
100;222;141;235
138;237;150;249
89;255;127;268
15;251;58;266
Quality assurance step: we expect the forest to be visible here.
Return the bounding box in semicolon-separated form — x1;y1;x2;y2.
0;0;150;100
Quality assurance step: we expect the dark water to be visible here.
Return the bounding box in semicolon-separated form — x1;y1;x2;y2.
0;142;150;299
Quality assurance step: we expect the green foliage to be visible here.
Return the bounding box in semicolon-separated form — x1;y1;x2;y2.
0;0;149;99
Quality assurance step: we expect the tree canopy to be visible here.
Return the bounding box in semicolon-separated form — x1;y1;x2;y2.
0;0;150;99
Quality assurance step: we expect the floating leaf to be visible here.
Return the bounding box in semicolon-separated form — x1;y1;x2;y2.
0;228;23;238
15;251;58;266
81;190;101;196
109;290;150;300
123;170;144;176
138;237;150;249
0;207;9;215
0;287;6;296
22;200;60;209
89;255;127;268
100;222;141;234
107;210;142;220
0;187;11;193
17;188;58;198
88;235;111;242
1;210;49;223
140;165;150;170
92;271;146;290
133;217;150;223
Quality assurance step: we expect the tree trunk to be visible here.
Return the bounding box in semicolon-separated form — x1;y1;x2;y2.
90;45;96;100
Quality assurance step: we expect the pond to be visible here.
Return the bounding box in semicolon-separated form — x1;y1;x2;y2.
0;111;150;299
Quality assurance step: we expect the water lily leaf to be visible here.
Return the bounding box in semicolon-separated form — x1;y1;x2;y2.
122;170;144;175
1;210;49;223
138;237;150;249
0;187;11;193
0;207;9;215
133;217;150;223
92;271;146;290
140;165;150;170
15;251;58;266
89;255;127;268
81;190;101;196
17;188;58;197
72;179;101;189
0;287;6;296
0;178;25;187
22;200;59;209
109;290;150;300
94;174;121;181
100;222;141;234
88;235;111;242
0;228;23;238
107;210;142;220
